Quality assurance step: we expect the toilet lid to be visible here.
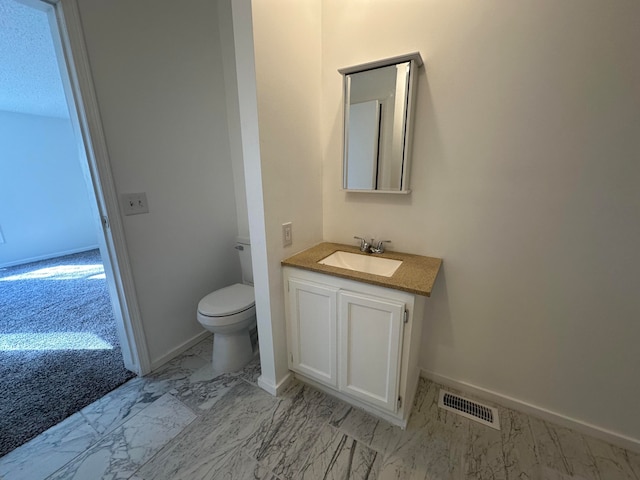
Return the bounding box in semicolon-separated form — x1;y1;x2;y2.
198;283;255;317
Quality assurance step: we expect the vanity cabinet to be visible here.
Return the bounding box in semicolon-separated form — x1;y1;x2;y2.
287;278;338;388
284;266;426;427
338;291;405;412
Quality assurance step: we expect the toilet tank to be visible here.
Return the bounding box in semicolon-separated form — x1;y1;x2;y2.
236;237;253;285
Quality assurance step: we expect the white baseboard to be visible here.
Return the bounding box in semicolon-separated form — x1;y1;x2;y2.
0;245;100;268
421;369;640;454
258;371;293;397
150;330;211;371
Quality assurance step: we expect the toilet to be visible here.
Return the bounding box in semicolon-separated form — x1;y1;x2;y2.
197;237;256;373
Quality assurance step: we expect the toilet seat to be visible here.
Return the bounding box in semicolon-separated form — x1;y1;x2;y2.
197;283;255;327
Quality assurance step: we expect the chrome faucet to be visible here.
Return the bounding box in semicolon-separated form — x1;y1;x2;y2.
353;236;371;253
354;236;391;254
370;240;391;254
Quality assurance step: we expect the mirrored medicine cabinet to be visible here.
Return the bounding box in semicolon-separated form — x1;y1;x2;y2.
339;52;422;194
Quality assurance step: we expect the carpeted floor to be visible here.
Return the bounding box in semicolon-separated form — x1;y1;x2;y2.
0;249;136;457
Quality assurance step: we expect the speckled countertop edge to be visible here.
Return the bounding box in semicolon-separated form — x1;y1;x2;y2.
281;242;442;297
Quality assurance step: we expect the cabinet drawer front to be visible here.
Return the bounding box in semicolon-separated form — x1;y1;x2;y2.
288;278;339;387
338;291;404;412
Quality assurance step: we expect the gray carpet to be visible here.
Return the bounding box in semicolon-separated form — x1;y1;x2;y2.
0;249;136;457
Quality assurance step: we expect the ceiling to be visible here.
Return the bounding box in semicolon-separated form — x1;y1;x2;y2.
0;0;69;118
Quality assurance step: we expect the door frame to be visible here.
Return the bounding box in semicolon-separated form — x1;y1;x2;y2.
24;0;151;374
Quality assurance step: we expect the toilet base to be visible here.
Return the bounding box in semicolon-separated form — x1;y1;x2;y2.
212;330;254;373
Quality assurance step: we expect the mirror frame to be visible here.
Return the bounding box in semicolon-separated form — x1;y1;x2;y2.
339;52;423;194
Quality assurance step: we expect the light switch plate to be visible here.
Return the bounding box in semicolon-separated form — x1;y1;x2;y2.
122;193;149;216
282;222;292;247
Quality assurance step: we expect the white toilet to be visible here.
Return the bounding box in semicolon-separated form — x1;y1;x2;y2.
197;237;256;373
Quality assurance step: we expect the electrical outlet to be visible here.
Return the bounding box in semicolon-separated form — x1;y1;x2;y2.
122;192;149;216
282;222;292;247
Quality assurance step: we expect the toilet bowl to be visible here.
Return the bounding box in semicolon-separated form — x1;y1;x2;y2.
196;238;257;373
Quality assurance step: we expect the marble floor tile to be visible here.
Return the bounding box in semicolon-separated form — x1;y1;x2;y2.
242;381;342;480
5;342;639;480
80;377;172;435
170;370;242;413
182;336;214;362
611;445;640;479
0;411;100;480
135;382;282;480
464;417;505;479
495;407;542;479
378;379;471;480
237;355;262;385
47;393;196;480
583;436;639;479
294;424;381;479
529;417;599;479
200;448;279;480
330;404;400;455
147;350;211;388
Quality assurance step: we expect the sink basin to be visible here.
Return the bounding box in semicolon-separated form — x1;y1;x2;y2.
318;251;402;277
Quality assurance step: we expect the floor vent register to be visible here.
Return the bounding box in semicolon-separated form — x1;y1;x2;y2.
438;390;501;430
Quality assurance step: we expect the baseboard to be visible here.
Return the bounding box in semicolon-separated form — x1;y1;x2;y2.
421;369;640;454
258;371;293;397
0;245;100;268
150;330;211;372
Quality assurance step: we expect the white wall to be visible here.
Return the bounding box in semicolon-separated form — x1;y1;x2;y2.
321;0;640;443
250;0;324;388
77;0;240;366
0;110;97;267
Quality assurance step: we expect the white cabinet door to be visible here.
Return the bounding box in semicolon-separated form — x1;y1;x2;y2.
287;278;339;387
338;291;405;412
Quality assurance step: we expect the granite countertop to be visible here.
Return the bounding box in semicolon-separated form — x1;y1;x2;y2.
281;242;442;297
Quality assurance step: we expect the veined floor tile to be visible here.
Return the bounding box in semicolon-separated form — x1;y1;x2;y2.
529;417;600;480
148;351;210;387
47;393;195;480
294;425;381;480
0;411;100;480
170;371;242;413
182;336;213;362
461;403;543;480
330;404;400;455
378;379;470;480
583;436;640;479
611;445;640;478
236;355;262;385
494;407;542;479
135;382;281;480
242;381;342;480
80;377;171;435
202;448;279;480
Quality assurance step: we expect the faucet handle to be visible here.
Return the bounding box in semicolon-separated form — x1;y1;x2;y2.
353;236;370;252
372;240;391;254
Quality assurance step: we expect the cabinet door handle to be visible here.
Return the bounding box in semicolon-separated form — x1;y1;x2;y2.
403;309;409;324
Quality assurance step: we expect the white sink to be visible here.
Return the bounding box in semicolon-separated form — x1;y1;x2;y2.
318;251;402;277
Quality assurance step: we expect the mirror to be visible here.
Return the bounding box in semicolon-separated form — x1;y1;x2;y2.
339;53;422;193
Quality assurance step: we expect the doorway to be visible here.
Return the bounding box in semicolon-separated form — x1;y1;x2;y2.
0;0;149;454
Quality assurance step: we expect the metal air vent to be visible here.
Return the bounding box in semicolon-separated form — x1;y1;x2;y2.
438;390;500;430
